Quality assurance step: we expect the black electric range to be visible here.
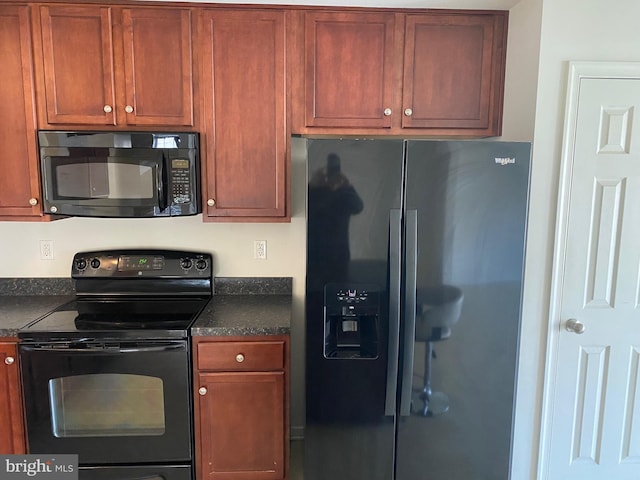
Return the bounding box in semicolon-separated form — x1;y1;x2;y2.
19;249;213;341
18;249;213;480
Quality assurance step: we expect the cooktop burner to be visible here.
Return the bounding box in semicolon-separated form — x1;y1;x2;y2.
19;249;213;341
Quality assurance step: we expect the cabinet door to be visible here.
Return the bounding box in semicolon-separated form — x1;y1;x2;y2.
40;5;117;125
0;5;42;219
0;343;25;454
201;10;287;220
402;13;506;134
304;11;396;128
121;8;194;126
197;372;285;480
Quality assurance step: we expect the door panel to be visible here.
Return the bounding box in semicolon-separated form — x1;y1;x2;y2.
201;10;286;219
545;73;640;479
402;14;504;132
304;139;403;480
304;12;396;128
121;8;194;126
0;5;41;218
40;5;116;125
398;140;530;479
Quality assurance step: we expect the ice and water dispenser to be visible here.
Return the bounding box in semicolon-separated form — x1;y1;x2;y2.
323;284;380;359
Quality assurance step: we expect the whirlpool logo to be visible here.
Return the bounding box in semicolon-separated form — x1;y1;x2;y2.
0;456;77;480
495;157;516;165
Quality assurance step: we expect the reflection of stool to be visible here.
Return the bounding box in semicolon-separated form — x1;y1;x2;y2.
414;285;463;416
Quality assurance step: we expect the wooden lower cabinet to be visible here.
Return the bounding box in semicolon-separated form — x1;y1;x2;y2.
0;342;26;454
193;337;289;480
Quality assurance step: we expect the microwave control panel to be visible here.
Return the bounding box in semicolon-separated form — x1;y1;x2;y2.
171;158;192;204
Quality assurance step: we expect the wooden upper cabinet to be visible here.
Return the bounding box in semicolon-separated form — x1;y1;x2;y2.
293;9;507;137
402;13;505;133
38;5;194;128
0;343;26;454
304;11;397;129
121;8;193;126
200;10;288;221
0;5;43;220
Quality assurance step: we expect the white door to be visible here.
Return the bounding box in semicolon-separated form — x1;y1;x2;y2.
541;62;640;479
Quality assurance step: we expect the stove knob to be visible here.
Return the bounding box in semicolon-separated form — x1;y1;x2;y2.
90;258;101;269
75;258;87;271
195;259;208;270
181;258;193;270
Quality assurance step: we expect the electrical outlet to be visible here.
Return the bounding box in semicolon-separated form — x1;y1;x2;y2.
254;240;267;260
40;240;54;260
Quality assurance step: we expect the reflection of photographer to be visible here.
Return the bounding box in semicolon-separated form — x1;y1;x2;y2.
308;153;363;282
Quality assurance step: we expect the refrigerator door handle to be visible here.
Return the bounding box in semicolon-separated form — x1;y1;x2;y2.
385;209;402;416
400;209;418;416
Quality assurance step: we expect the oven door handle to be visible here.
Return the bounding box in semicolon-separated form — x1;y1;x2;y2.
20;343;186;353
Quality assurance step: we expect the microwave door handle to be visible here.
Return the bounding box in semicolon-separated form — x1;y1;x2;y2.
157;153;169;212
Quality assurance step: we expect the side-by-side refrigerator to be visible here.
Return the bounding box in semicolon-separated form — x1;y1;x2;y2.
304;139;531;480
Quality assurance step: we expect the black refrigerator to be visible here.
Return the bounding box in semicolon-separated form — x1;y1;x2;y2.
304;139;531;480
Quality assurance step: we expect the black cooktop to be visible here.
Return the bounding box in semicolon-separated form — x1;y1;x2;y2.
19;249;213;341
19;297;210;340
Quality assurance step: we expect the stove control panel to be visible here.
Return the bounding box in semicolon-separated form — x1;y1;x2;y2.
72;249;212;278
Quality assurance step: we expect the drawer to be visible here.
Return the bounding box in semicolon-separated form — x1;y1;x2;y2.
197;340;284;371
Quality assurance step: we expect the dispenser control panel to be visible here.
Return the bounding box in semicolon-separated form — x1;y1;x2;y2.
323;283;380;360
335;288;370;303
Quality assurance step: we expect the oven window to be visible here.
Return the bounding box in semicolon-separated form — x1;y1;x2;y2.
48;374;165;437
55;161;154;199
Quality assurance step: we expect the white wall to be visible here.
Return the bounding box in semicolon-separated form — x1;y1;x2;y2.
514;0;640;479
0;0;543;453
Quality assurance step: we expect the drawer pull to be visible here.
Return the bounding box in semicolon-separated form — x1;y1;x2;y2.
5;356;15;365
198;387;207;396
235;353;245;363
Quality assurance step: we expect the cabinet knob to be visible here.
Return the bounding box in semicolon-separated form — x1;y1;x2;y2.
124;105;134;114
198;387;207;396
404;108;413;116
28;198;38;206
383;108;392;116
235;353;245;363
103;105;113;113
207;199;216;207
5;356;14;366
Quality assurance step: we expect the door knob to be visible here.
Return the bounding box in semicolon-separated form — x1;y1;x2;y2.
124;105;134;114
198;387;207;396
4;356;14;365
103;105;113;113
566;319;585;334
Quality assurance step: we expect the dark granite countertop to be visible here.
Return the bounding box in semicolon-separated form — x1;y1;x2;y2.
191;277;292;336
0;295;73;337
0;277;291;338
191;294;291;337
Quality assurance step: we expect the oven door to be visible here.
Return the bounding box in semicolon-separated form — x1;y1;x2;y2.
19;339;192;465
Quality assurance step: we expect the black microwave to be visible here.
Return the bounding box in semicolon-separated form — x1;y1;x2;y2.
39;131;200;218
